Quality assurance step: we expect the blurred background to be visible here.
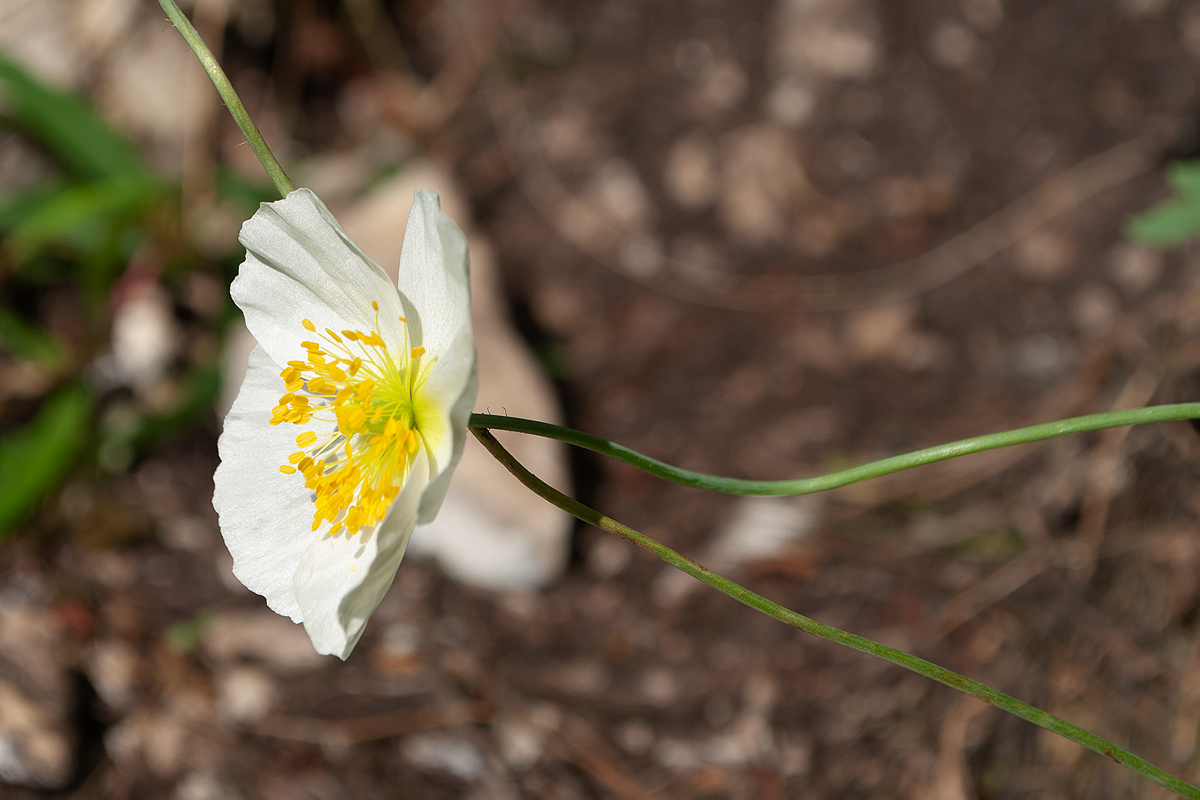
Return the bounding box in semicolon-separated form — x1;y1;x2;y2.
2;0;1200;797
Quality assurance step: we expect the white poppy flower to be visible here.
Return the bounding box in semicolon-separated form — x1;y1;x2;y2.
213;188;475;659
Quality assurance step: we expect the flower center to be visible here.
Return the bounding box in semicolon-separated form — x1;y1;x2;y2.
270;302;430;536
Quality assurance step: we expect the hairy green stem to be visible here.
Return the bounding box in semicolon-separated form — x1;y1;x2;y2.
158;0;294;198
471;428;1199;798
470;403;1200;496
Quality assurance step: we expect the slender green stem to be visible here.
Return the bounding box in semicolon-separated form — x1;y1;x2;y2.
158;0;294;198
470;403;1200;496
471;428;1200;798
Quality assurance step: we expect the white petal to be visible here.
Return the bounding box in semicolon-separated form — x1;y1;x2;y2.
292;450;430;659
394;190;471;360
233;188;407;369
214;346;322;622
413;328;477;523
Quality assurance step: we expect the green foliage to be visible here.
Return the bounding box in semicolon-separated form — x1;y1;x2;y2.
1127;160;1200;247
1;174;167;264
0;308;66;367
0;384;92;536
0;54;147;181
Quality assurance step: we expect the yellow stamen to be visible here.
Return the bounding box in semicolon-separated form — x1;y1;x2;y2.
302;319;316;332
274;316;435;535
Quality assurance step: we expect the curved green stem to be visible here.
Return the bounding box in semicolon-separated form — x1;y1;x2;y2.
158;0;294;198
471;428;1200;798
470;403;1200;496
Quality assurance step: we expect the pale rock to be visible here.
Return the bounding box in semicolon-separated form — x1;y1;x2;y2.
216;666;275;724
773;0;879;81
494;717;543;771
0;604;72;789
202;610;326;672
845;302;916;361
1071;285;1119;338
0;0;83;88
654;673;781;772
176;771;240;800
97;11;211;168
827;132;880;179
1014;232;1076;280
1118;0;1170;15
766;76;818;127
547;659;609;697
1108;241;1163;294
401;734;485;780
1012;335;1074;378
619;234;664;278
929;22;978;69
1184;6;1200;58
336;162;571;590
655;497;820;606
961;0;1004;31
0;680;72;789
111;284;179;388
674;39;714;79
664;133;719;209
86;639;139;712
615;719;655;755
74;0;140;56
695;59;749;112
720;125;808;244
589;158;654;231
641;667;679;707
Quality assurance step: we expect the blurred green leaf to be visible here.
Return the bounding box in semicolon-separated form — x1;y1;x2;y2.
165;612;210;653
0;384;92;535
3;174;166;262
0;309;66;367
951;527;1025;563
1128;160;1200;247
0;54;147;181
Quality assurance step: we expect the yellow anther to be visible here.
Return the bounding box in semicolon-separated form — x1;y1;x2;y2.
302;319;316;332
274;317;435;535
371;301;379;311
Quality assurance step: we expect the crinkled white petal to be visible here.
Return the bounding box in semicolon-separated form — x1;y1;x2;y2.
395;190;471;361
234;188;407;369
218;188;477;658
396;190;475;521
293;449;430;659
414;329;477;523
214;346;322;622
